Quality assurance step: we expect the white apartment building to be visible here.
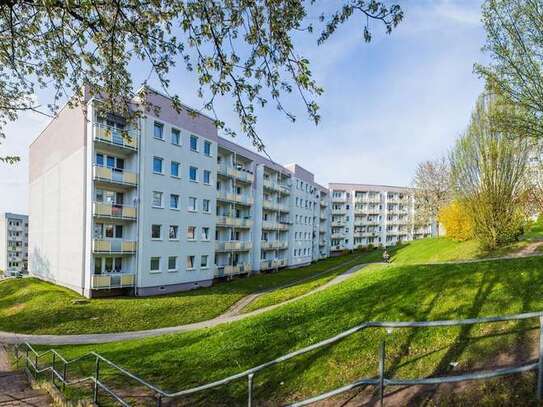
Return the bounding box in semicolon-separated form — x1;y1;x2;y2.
328;183;432;253
28;88;331;297
0;212;29;276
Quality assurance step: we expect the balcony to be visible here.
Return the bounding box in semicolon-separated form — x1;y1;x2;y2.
92;239;136;254
331;208;345;215
331;233;344;239
215;241;253;252
215;263;252;277
320;199;328;207
261;240;288;250
216;216;253;228
93;165;137;188
331;221;344;227
263;179;290;194
217;191;254;206
92;273;135;289
262;200;289;212
93;202;136;220
319;226;327;234
217;164;254;183
260;258;288;271
262;221;289;231
93;124;138;152
332;196;346;203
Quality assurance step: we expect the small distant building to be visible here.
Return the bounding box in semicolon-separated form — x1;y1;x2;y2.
0;212;29;275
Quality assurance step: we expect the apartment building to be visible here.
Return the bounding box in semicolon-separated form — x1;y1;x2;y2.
29;87;330;297
0;212;29;276
328;183;432;253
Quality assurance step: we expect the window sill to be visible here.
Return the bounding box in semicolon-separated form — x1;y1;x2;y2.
169;238;180;242
149;270;162;274
170;207;180;211
188;209;198;213
187;239;196;242
201;266;209;270
168;269;178;273
189;180;199;183
151;238;163;241
186;268;196;271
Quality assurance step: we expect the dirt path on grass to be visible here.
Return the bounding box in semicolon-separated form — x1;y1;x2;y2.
0;263;373;346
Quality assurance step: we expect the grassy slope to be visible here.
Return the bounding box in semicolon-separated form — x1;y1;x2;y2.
0;251;375;335
241;237;529;313
48;255;543;405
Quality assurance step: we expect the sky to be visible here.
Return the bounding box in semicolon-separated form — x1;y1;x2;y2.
0;0;486;214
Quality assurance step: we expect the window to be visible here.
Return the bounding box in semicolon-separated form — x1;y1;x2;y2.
171;161;180;177
169;225;179;240
202;199;210;213
170;194;180;210
150;257;160;272
168;256;177;272
153;122;164;140
189;166;198;182
187;255;195;270
203;170;211;185
190;135;198;151
153;156;163;174
201;255;208;268
188;197;197;212
201;227;210;241
187;226;196;240
171;128;180;145
153;191;163;208
151;224;162;239
204;141;212;156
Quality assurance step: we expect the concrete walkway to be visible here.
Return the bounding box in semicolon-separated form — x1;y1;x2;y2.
2;250;542;347
0;263;372;346
0;346;52;406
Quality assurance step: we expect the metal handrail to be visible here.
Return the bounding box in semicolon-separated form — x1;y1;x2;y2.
13;310;543;406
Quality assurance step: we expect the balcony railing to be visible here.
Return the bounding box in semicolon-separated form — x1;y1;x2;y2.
320;199;328;207
217;164;254;183
262;200;289;212
216;191;254;206
331;209;345;215
261;240;288;250
260;258;288;271
216;216;253;228
215;263;252;277
92;239;136;254
215;241;253;251
93;165;137;187
93;202;136;220
263;179;290;194
92;273;135;289
262;221;289;231
93;124;138;151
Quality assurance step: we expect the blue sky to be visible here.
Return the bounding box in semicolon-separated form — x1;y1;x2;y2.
0;0;485;214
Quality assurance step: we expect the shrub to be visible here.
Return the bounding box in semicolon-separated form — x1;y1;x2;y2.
438;201;473;241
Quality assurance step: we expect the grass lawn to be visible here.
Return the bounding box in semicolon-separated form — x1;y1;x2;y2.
240;237;531;314
0;251;377;335
39;255;543;406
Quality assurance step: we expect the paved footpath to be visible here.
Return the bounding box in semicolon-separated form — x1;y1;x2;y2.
0;263;372;346
0;346;51;406
1;251;542;347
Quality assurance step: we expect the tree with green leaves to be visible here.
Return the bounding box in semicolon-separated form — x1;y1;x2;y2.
0;1;403;163
450;94;531;249
476;0;543;140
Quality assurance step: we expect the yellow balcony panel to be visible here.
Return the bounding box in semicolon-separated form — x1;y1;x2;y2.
94;124;138;151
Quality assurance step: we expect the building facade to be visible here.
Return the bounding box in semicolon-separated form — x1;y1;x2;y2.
328;183;433;254
28;88;333;298
0;212;29;276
